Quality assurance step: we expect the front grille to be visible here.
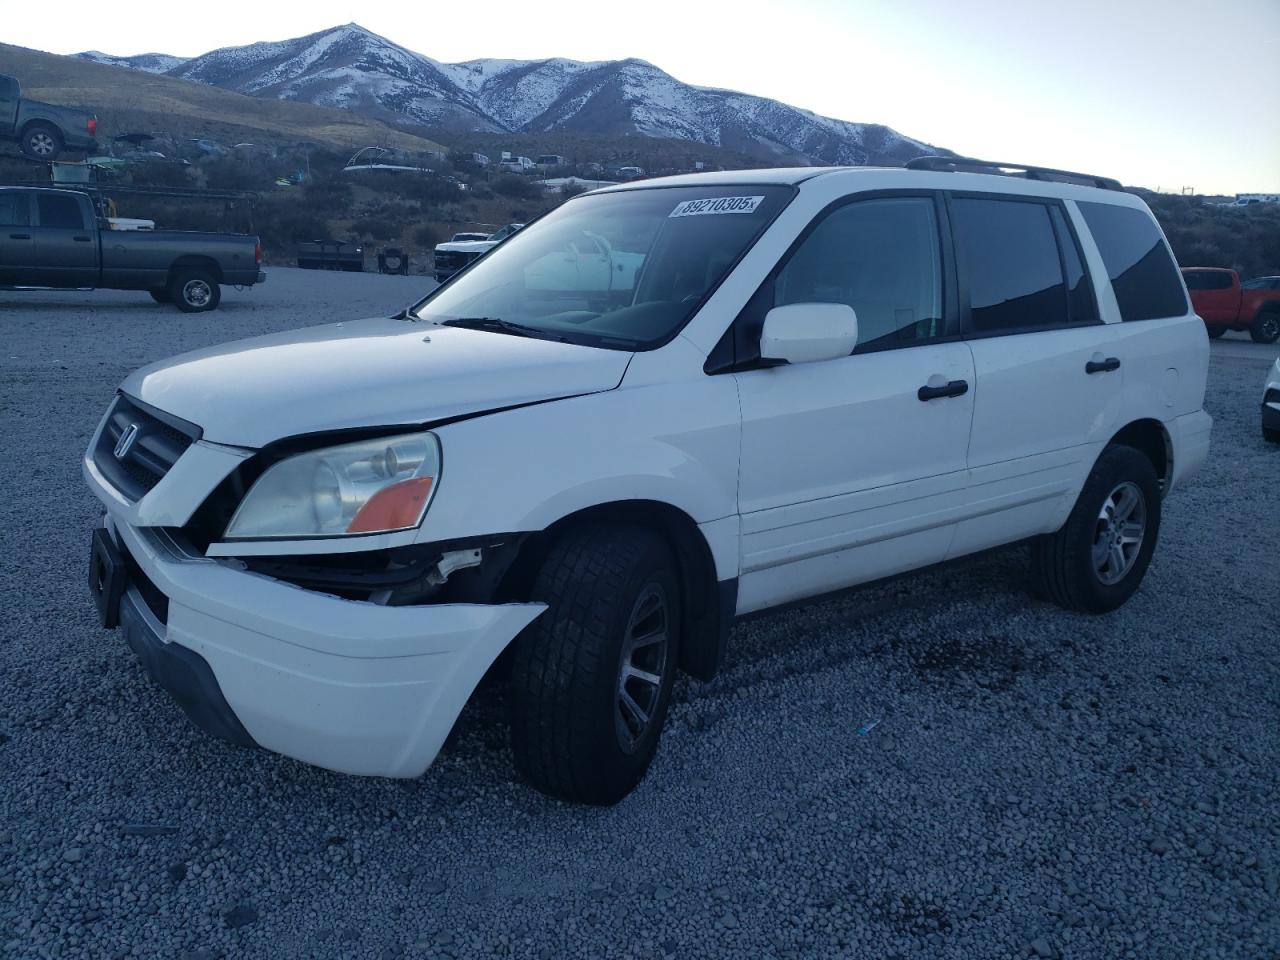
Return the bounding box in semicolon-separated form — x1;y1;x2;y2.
93;394;201;502
435;251;478;273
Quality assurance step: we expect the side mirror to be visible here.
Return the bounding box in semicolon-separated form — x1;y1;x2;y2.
760;303;859;364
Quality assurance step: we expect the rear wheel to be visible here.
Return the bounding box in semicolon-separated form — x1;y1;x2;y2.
168;269;220;312
20;122;63;160
1206;325;1226;339
1030;445;1162;613
510;524;681;805
1250;311;1280;344
1265;424;1280;444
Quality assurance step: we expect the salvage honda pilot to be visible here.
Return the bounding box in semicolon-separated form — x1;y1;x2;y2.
86;158;1212;804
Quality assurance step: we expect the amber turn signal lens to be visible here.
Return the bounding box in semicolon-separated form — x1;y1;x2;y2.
346;477;434;534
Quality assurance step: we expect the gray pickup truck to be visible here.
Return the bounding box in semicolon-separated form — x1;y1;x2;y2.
0;75;98;161
0;187;264;311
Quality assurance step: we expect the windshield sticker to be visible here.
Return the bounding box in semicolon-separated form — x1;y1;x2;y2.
669;195;765;218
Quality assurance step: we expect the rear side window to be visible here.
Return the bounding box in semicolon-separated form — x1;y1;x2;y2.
0;192;30;226
36;194;86;230
1184;271;1233;291
951;197;1078;334
774;196;944;351
0;77;17;100
1078;202;1188;321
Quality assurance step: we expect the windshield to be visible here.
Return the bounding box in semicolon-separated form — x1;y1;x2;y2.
415;185;793;349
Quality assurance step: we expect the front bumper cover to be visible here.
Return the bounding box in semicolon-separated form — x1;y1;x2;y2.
98;517;545;778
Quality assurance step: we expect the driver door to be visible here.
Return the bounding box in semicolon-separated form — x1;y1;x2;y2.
733;194;976;613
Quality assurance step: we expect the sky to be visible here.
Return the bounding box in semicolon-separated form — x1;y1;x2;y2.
5;0;1278;193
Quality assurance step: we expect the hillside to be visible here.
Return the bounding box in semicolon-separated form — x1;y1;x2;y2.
0;43;445;156
76;23;948;167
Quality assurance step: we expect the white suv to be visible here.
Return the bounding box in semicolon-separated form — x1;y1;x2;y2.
85;159;1212;804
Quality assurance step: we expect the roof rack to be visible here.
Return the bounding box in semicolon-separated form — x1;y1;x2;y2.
905;155;1123;191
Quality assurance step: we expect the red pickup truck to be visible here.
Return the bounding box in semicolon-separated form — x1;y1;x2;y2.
1181;268;1280;343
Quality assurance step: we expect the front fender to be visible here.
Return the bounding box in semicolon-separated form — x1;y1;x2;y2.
421;366;740;544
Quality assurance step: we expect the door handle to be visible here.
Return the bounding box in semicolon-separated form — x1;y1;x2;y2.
9;232;30;240
1086;357;1121;374
917;379;969;401
73;235;92;242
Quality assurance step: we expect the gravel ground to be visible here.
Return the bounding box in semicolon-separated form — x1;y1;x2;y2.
1;268;1277;960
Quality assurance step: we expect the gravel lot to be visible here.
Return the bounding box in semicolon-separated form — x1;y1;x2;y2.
1;268;1277;960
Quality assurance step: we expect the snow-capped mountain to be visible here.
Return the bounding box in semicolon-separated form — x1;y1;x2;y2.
77;50;187;74
75;24;943;165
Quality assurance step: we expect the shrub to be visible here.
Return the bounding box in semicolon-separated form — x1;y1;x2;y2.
412;224;444;248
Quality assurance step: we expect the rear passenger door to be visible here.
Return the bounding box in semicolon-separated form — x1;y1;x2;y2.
734;194;976;612
948;194;1124;558
0;191;34;283
31;192;98;287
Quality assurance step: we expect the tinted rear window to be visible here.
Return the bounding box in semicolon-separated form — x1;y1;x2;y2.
36;194;86;230
1078;202;1187;321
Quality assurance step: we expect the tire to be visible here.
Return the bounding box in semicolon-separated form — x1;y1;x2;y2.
148;288;171;304
1250;311;1280;344
1206;325;1226;339
20;122;63;160
1265;425;1280;445
168;269;220;313
510;524;681;805
1030;444;1162;613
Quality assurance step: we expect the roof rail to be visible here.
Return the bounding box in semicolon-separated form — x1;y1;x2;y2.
905;155;1123;191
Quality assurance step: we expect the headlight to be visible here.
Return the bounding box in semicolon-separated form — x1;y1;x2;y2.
224;432;441;539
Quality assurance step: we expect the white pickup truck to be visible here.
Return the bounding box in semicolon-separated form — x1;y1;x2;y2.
432;223;523;282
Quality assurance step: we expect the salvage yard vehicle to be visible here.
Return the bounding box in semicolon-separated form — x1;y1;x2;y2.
0;74;98;160
433;223;524;282
1264;355;1280;444
1182;267;1280;343
0;187;264;311
86;158;1212;804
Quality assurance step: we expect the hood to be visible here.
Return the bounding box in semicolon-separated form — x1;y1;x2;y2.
122;316;632;448
435;240;498;254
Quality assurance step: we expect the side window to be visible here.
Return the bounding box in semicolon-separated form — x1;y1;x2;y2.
1050;206;1098;324
0;77;17;100
774;197;943;351
36;194;87;230
951;197;1073;334
0;192;30;227
1078;201;1188;321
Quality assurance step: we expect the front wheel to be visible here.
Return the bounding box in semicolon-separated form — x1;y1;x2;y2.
510;525;681;805
148;288;171;304
1250;312;1280;345
168;269;221;312
1030;445;1162;613
1206;325;1226;339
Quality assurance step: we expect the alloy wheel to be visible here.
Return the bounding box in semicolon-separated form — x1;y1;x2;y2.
30;132;56;156
615;583;671;753
183;280;212;308
1092;481;1147;585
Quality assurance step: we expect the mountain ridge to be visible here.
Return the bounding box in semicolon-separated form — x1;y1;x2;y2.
76;23;947;166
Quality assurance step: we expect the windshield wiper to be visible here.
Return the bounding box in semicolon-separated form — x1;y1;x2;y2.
442;317;567;341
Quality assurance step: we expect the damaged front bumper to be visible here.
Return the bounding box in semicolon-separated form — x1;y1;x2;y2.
92;515;545;778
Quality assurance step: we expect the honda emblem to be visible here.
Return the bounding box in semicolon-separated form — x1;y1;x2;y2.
114;423;139;460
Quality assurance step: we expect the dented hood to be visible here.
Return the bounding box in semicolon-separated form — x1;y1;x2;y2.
121;316;632;448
